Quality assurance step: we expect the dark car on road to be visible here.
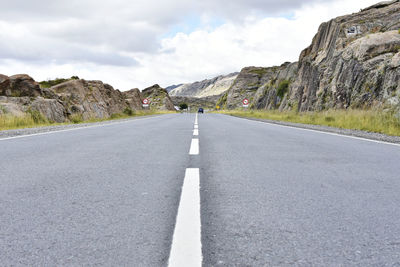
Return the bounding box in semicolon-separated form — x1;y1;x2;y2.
198;108;204;113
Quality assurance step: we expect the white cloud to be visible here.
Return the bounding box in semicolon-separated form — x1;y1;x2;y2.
0;0;379;90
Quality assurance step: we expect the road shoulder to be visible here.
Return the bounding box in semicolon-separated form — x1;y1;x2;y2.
226;114;400;145
0;114;163;140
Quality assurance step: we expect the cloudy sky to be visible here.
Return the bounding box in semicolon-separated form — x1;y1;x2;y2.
0;0;378;90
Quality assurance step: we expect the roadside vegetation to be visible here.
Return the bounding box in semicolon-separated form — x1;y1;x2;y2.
0;109;174;131
219;109;400;136
39;76;80;88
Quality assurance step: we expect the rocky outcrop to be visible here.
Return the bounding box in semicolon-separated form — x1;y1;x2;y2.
0;74;159;123
219;62;298;109
220;1;400;112
286;0;400;112
30;97;66;123
141;84;175;110
51;79;128;120
171;95;221;110
169;72;238;98
0;74;42;97
123;88;143;110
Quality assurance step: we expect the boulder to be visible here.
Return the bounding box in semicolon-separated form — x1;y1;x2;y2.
30;97;66;123
50;79;128;120
0;74;10;96
8;74;42;97
123;88;143;110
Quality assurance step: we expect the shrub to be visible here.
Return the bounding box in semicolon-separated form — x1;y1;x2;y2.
69;113;83;124
123;107;135;116
179;103;188;110
277;80;290;98
39;76;80;88
27;109;47;124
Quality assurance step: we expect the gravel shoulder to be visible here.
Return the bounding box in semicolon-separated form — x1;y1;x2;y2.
228;114;400;144
0;115;161;139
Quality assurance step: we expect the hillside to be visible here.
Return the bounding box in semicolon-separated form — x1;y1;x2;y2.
169;72;238;98
219;0;400;113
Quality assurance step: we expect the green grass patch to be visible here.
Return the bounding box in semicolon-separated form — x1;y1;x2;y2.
218;109;400;137
276;80;290;98
39;76;80;89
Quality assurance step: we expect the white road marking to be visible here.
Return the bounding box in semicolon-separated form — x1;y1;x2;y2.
189;138;199;155
168;168;202;267
195;114;198;125
194;125;198;129
233;115;400;147
193;129;199;136
0;115;163;142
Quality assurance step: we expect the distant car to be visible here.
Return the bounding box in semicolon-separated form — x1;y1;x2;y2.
198;108;204;113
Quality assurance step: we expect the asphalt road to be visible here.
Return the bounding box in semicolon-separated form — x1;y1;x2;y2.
1;113;400;266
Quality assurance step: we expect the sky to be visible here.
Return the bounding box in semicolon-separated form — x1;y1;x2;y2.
0;0;379;91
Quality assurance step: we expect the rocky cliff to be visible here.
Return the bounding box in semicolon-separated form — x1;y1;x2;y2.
169;72;238;98
220;62;298;109
141;84;176;110
0;75;173;123
220;0;400;112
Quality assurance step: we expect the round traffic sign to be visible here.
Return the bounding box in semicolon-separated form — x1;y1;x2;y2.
243;98;249;105
142;98;150;105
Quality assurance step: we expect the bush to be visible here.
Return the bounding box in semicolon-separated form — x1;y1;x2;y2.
123;107;135;116
27;109;47;124
39;76;80;88
179;103;188;110
277;80;290;98
69;113;83;124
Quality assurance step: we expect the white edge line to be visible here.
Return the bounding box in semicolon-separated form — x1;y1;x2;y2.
193;129;199;136
189;138;199;155
228;115;400;147
0;115;161;142
168;168;202;267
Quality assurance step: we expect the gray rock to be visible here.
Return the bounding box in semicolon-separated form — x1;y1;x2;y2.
169;72;238;98
8;74;42;97
30;97;66;123
141;84;175;111
123;88;143;110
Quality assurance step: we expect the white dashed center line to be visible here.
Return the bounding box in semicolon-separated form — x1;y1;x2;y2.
189;138;199;155
168;168;202;267
169;114;202;266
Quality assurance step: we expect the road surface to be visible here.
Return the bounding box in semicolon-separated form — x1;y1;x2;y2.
1;113;399;266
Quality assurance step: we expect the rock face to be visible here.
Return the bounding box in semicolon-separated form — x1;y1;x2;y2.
287;1;400;111
220;62;298;109
0;74;154;123
51;79;128;120
30;98;66;123
141;84;175;110
221;1;400;112
171;95;221;110
0;74;42;97
169;72;238;98
123;88;143;110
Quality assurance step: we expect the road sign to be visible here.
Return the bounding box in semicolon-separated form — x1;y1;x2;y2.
142;98;150;107
243;98;249;108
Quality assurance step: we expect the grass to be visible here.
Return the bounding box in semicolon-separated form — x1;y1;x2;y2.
218;109;400;137
39;76;80;89
0;110;174;131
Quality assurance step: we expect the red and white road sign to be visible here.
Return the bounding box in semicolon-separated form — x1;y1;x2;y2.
142;98;150;105
243;98;249;106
